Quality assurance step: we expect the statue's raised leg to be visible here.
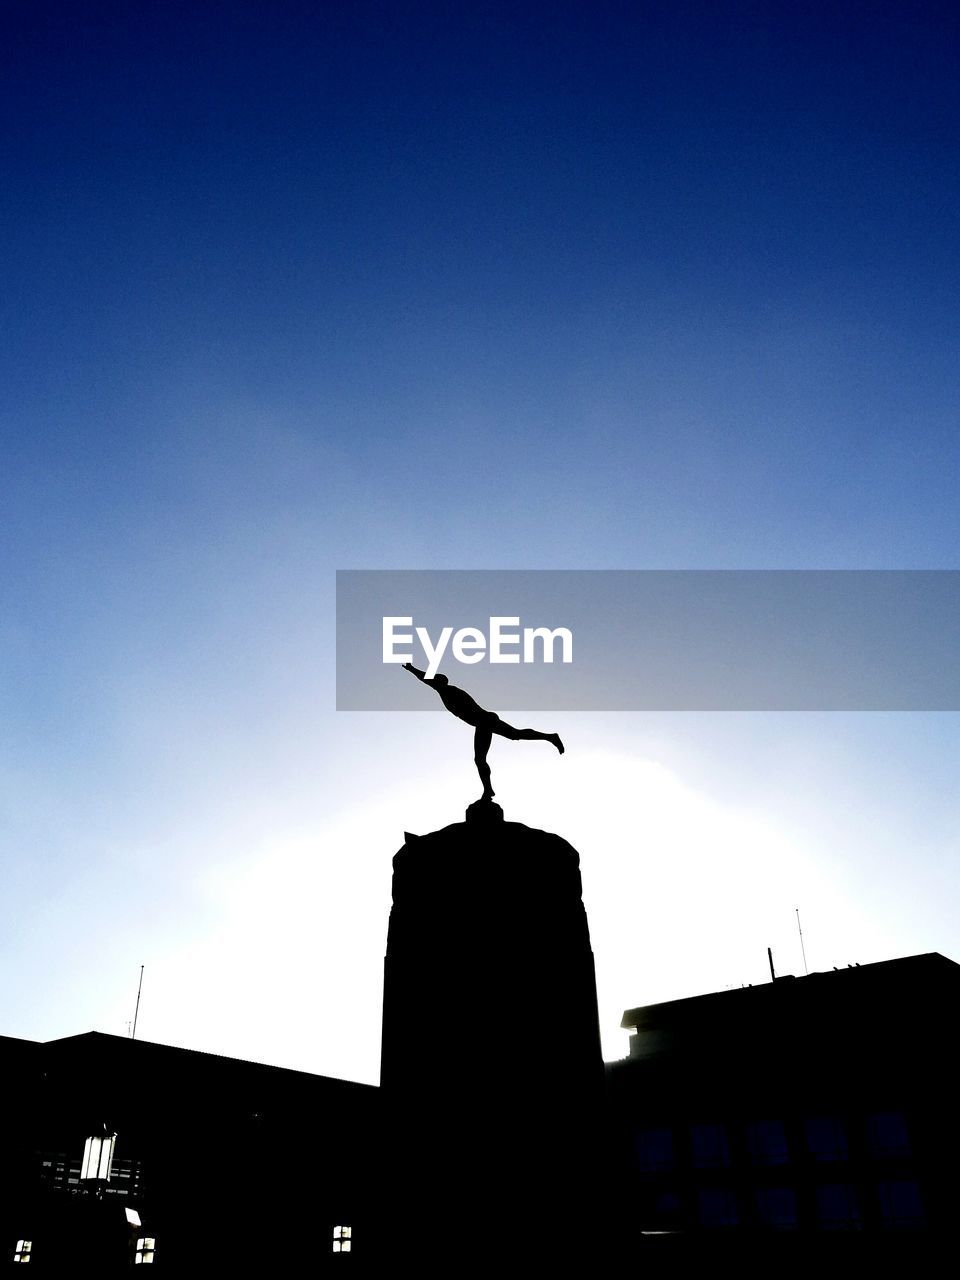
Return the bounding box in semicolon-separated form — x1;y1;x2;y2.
492;718;564;753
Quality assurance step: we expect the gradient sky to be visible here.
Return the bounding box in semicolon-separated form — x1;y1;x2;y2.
2;2;959;1083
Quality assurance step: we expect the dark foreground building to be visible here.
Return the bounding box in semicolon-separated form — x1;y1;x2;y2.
607;950;960;1270
3;799;957;1272
0;1031;377;1271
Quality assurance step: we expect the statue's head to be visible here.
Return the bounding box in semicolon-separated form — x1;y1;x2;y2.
432;673;449;687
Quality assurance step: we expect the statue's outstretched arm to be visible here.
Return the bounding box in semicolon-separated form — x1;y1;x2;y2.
403;662;428;681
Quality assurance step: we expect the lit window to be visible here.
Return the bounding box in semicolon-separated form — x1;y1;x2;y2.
135;1237;156;1264
805;1116;848;1163
332;1226;352;1253
80;1132;116;1181
691;1123;732;1169
747;1120;789;1166
13;1240;32;1263
816;1183;862;1229
636;1127;675;1171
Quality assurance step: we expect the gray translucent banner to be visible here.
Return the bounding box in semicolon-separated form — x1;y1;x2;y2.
336;570;960;711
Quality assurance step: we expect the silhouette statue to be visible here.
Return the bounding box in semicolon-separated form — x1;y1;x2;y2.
403;663;564;799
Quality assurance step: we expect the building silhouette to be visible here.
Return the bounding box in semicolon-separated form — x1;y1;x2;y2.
606;951;958;1268
1;1031;377;1271
2;808;957;1271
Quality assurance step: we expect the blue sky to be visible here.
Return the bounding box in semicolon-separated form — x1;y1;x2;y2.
2;2;959;1082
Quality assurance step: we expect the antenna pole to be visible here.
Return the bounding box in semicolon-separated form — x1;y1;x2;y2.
767;946;776;981
132;965;145;1040
795;908;809;975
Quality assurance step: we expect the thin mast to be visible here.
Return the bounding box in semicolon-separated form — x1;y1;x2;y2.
795;908;808;975
132;965;145;1040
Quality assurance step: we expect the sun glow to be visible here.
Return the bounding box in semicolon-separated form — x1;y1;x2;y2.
120;735;886;1079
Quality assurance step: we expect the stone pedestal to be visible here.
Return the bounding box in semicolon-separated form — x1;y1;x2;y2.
380;800;604;1265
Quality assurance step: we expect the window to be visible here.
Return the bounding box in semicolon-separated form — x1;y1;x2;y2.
816;1183;861;1230
691;1123;731;1169
647;1187;686;1228
878;1180;924;1229
135;1237;155;1264
867;1112;910;1158
332;1226;352;1253
754;1186;797;1229
655;1190;680;1213
747;1120;789;1166
635;1127;675;1171
13;1240;32;1263
698;1188;738;1228
80;1133;116;1181
805;1116;848;1163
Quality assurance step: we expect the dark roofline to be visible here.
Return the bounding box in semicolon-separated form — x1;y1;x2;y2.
620;951;960;1030
40;1030;378;1092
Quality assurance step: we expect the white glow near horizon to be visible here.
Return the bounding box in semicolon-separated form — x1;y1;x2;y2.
97;736;907;1083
